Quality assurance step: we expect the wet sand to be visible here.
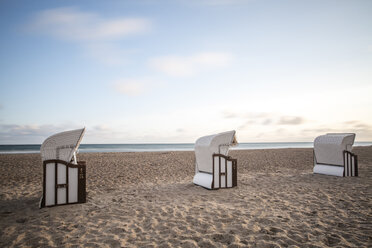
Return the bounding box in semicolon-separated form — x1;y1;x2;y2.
0;147;371;247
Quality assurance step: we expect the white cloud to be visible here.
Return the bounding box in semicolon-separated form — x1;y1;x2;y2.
84;43;128;65
28;7;150;42
200;0;247;5
113;79;148;96
149;56;193;77
148;52;233;77
278;116;305;125
26;7;150;66
183;0;247;6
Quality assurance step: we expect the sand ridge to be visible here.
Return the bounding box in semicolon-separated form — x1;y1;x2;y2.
0;147;371;247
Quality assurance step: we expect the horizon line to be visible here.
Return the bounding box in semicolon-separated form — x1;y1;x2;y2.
1;141;372;146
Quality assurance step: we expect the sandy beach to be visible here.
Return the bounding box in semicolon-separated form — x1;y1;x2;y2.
0;147;371;247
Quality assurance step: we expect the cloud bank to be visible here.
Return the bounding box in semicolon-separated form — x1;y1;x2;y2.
26;7;150;65
28;7;150;42
223;111;306;128
0;124;79;144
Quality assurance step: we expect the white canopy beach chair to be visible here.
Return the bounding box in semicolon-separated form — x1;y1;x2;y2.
193;130;238;189
40;128;86;208
313;133;358;177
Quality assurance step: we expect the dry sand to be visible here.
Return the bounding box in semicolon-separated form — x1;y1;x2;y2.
0;147;371;247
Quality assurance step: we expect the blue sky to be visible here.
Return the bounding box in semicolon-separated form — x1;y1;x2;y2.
0;0;371;144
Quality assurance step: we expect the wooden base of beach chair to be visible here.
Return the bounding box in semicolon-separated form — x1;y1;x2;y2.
40;159;86;208
313;150;358;177
193;154;237;189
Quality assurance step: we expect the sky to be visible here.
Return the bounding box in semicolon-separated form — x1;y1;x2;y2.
0;0;371;144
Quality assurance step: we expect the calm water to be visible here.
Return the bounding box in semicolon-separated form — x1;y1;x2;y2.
0;142;371;154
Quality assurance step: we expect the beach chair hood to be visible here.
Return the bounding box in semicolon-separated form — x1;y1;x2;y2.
314;133;355;166
40;128;85;162
195;130;237;173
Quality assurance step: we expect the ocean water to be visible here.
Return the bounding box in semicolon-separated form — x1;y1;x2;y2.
0;142;371;154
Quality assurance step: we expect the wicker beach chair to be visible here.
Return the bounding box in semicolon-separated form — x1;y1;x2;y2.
313;133;358;177
193;130;238;189
40;128;87;208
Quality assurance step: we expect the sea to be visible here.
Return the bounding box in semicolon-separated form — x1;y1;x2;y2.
0;142;371;154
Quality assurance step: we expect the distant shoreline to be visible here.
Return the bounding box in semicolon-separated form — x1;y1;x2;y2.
0;142;371;154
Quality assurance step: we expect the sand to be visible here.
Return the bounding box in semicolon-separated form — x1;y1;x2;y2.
0;147;371;247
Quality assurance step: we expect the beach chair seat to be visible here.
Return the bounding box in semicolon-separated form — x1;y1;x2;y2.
313;133;358;177
193;130;238;189
40;128;87;208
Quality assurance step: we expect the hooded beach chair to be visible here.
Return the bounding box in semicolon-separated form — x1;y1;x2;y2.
40;128;87;208
193;130;238;189
313;133;358;177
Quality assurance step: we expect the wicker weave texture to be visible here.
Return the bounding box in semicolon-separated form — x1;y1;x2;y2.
40;128;85;162
314;133;355;166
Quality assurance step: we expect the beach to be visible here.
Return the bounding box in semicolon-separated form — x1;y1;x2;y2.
0;147;371;247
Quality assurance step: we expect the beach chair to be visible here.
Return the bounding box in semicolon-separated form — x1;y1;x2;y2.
193;130;238;189
40;128;86;208
313;133;358;177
